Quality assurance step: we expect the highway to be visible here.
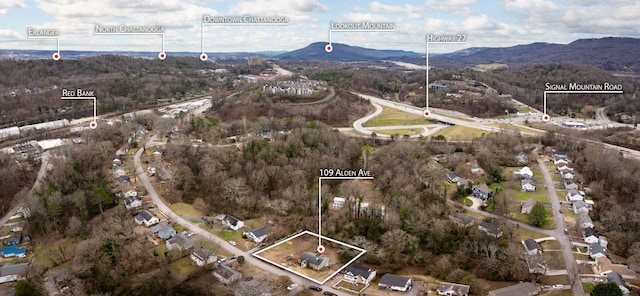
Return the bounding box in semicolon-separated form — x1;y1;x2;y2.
134;143;348;295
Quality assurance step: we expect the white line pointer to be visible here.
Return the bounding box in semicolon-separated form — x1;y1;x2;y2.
425;34;467;117
61;96;97;129
542;90;623;122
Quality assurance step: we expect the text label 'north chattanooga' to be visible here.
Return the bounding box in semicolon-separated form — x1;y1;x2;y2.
319;169;372;177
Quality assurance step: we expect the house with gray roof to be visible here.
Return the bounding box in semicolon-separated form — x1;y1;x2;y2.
589;243;606;259
523;239;541;255
520;198;537;214
166;233;193;251
472;183;494;201
0;263;29;284
247;225;269;243
135;210;159;227
213;264;242;285
150;222;176;239
478;221;503;238
378;274;412;292
449;212;475;227
607;272;630;295
343;264;376;285
222;215;244;231
191;248;216;266
436;282;469;296
299;252;330;271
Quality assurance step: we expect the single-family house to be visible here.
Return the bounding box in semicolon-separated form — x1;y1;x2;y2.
599;236;608;249
378;274;412;292
472;184;494;201
564;179;578;190
449;212;475;227
247;225;269;243
113;165;126;177
112;155;122;166
124;196;143;209
135;210;160;227
447;172;461;184
560;169;574;180
554;158;568;165
166;233;193;251
596;257;637;280
299;252;330;271
149;222;176;239
516;166;533;179
478;221;503;238
520;198;537;214
516;152;529;165
1;246;26;258
343;264;376;285
583;227;599;244
117;175;131;185
521;179;536;192
577;212;594;229
488;282;539;296
572;200;589;214
0;263;29;284
222;215;244;231
453;152;467;159
123;190;137;197
470;166;484;174
589;243;606;259
523;239;541;256
553;151;568;161
152;149;165;158
3;232;21;247
436;282;470;296
556;162;574;173
213;264;242;285
566;189;583;202
10;221;25;233
607;272;630;295
190;248;217;266
332;197;346;209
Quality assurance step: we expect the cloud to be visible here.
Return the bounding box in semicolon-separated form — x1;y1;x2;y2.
0;29;22;40
229;0;328;21
424;0;476;15
341;12;391;22
0;0;26;14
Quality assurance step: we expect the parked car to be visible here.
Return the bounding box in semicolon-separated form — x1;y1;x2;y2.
552;284;564;289
323;292;337;296
228;241;237;246
287;284;298;291
309;286;322;292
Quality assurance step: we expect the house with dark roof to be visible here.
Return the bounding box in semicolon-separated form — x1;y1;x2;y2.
572;200;589;215
135;210;159;227
124;196;142;209
449;212;475;227
0;263;29;284
190;248;217;266
447;172;461;184
213;264;242;285
222;215;244;231
589;243;606;259
150;222;176;239
246;225;269;243
523;239;541;255
607;272;630;295
166;233;193;251
3;232;21;247
583;227;598;244
378;274;412;292
116;175;131;185
436;282;470;296
343;264;376;285
10;221;25;233
478;221;502;238
472;184;494;201
564;179;578;190
488;282;539;296
299;252;330;271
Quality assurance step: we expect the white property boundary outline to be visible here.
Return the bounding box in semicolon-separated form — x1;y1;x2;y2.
61;96;97;129
425;35;466;117
542;90;624;122
251;230;367;285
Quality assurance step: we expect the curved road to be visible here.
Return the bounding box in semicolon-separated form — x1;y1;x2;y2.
134;145;347;295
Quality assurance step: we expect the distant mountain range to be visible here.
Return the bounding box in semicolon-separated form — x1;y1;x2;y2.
438;37;640;72
2;37;638;72
275;42;421;61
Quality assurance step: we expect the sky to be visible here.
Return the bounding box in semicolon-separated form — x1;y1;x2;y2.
0;0;638;54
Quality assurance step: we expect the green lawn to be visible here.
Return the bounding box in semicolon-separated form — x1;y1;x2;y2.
169;203;204;217
364;107;434;127
169;256;199;278
431;125;487;140
374;128;422;136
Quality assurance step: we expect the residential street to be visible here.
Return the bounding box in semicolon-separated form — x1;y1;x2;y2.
134;145;348;295
537;156;584;296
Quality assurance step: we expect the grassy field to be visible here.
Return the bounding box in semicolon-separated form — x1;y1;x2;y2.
169;203;204;217
33;237;77;270
431;125;488;140
488;123;543;135
373;128;422;136
170;256;199;279
364;107;433;127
